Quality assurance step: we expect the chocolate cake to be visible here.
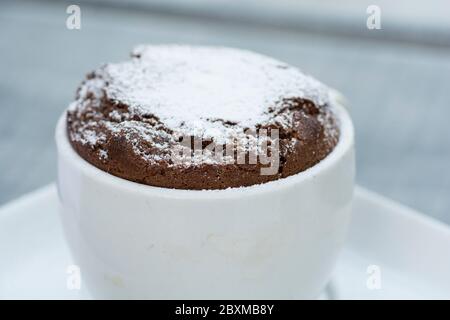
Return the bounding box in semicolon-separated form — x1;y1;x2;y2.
66;45;339;190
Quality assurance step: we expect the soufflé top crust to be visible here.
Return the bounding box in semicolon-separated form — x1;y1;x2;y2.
66;45;339;190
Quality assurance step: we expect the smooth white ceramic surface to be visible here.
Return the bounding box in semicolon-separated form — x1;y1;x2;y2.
1;185;449;299
55;103;355;299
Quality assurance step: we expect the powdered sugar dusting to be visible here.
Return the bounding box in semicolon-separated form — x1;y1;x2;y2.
105;45;330;141
67;45;339;166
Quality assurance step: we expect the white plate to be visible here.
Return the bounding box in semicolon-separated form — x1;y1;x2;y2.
0;184;449;299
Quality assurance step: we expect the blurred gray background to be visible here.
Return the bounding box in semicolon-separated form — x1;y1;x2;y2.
1;0;449;223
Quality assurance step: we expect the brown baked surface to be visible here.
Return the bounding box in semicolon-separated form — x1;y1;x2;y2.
66;45;339;190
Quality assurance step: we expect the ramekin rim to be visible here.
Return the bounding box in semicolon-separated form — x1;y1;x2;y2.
55;99;354;199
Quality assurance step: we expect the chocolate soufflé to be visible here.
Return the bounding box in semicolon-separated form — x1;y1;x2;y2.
66;45;339;190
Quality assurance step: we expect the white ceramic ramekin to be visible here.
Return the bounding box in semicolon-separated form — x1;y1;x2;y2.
56;101;354;299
